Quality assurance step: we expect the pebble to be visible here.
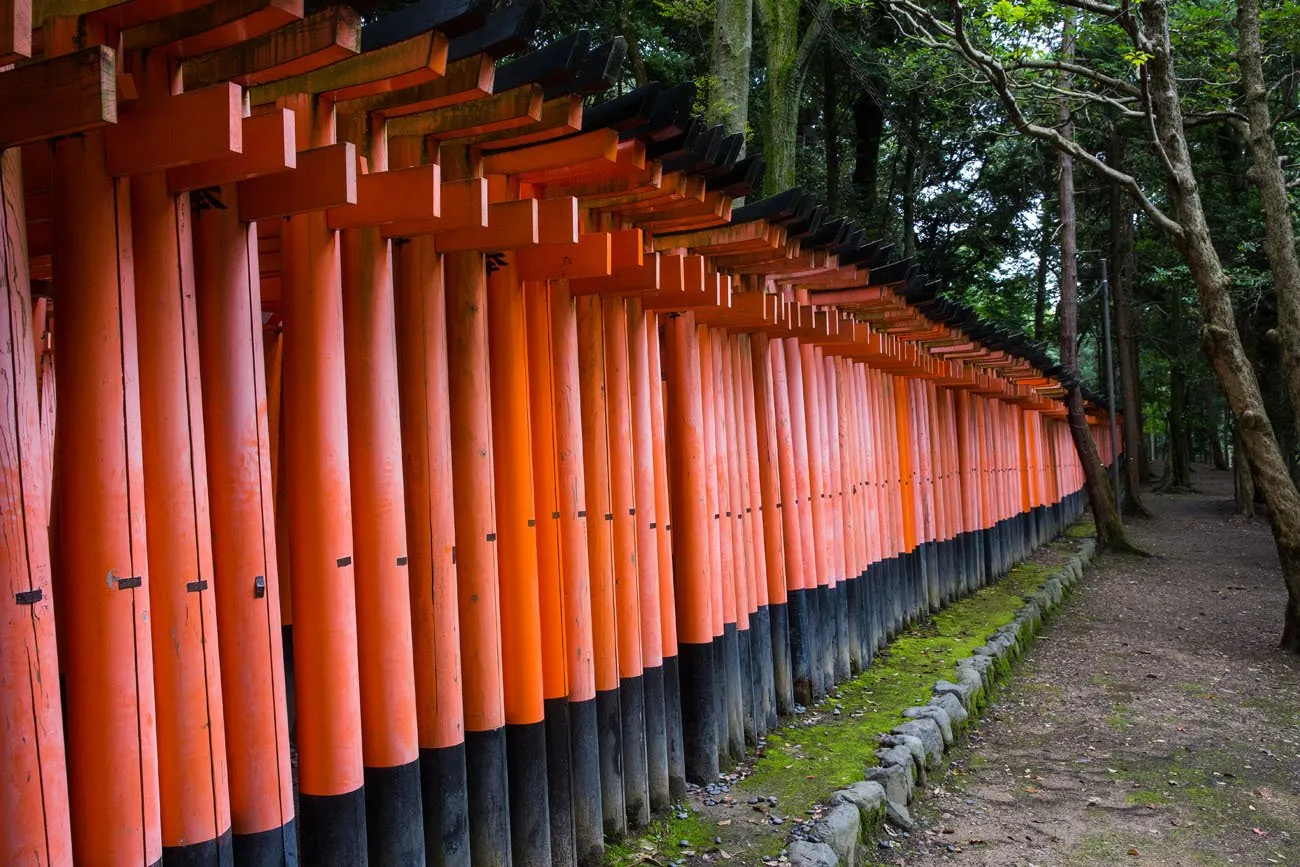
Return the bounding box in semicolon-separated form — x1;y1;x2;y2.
771;817;785;825
679;840;690;847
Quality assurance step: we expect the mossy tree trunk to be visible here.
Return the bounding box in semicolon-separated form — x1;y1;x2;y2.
1057;14;1138;553
708;0;752;140
753;0;827;192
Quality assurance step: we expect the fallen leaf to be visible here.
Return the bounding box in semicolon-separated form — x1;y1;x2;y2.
717;819;731;827
1128;848;1140;856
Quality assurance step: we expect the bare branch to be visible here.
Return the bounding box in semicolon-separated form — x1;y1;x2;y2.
882;0;1185;240
1026;81;1145;116
1010;59;1142;97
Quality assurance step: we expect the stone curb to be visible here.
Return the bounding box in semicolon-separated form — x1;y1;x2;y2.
787;537;1098;867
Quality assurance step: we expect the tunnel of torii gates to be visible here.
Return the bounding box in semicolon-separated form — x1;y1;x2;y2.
0;0;1119;864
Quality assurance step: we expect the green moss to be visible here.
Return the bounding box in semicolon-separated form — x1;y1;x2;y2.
1066;518;1096;539
607;515;1093;865
732;559;1061;819
1124;788;1167;806
1106;704;1132;732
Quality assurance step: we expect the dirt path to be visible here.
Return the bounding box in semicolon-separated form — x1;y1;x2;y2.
882;468;1300;866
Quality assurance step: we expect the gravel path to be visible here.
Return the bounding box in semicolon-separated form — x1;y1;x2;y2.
883;468;1300;867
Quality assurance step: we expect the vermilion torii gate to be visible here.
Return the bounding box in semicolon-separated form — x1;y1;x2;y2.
0;0;1117;864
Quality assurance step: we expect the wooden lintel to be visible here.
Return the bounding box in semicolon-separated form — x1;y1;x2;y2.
537;196;577;245
122;0;301;59
106;82;241;176
326;162;440;229
809;285;888;306
167;108;295;192
252;28;448;103
649;220;773;254
0;45;114;148
388;83;541;141
1;0;31;63
568;253;659;296
482;127;617;177
456;94;581;151
238;141;356;221
548;164;670;206
181;3;360;90
380;176;485;237
516;231;611;281
435;197;536;251
342;53;493;119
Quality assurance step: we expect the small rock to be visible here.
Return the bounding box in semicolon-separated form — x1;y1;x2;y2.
885;800;914;831
786;840;838;867
810;803;860;866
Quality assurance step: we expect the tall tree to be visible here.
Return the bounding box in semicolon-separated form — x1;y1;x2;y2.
754;0;827;191
1107;128;1152;516
872;0;1300;650
709;0;753;137
1055;11;1134;551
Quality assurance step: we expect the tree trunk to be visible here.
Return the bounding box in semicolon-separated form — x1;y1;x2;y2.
1033;216;1050;343
851;90;885;213
708;0;752;138
1164;365;1192;490
1056;14;1134;551
1237;0;1300;431
1140;0;1300;651
1235;426;1256;517
755;0;825;193
901;140;917;259
1107;128;1152;516
824;48;840;211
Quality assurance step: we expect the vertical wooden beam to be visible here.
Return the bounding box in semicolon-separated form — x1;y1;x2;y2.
279;95;367;866
0;145;72;867
443;248;510;867
626;298;668;813
602;296;649;828
548;281;605;866
485;252;551;867
574;293;626;836
663;312;719;784
131;147;232;866
52;127;163;867
524;280;577;867
392;232;470;867
192;183;297;866
340;130;424;861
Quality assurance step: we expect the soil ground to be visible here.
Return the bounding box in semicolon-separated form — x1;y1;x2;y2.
883;467;1300;866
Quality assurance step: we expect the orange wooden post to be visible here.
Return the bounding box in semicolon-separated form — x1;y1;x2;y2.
339;133;424;862
51;127;163;867
525;279;579;867
880;372;906;631
602;296;650;827
392;232;471;867
663;311;720;783
719;333;755;746
749;334;793;716
443;248;511;867
914;380;939;611
709;328;745;761
797;342;832;691
574;293;626;835
193;183;297;865
265;326;293;660
698;325;734;761
486;251;553;867
646;311;687;800
826;355;858;673
817;349;849;681
549;281;605;864
627;298;670;812
730;335;764;741
893;375;920;620
279;98;367;864
0;145;72;867
736;335;775;733
769;338;814;705
131;132;233;867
